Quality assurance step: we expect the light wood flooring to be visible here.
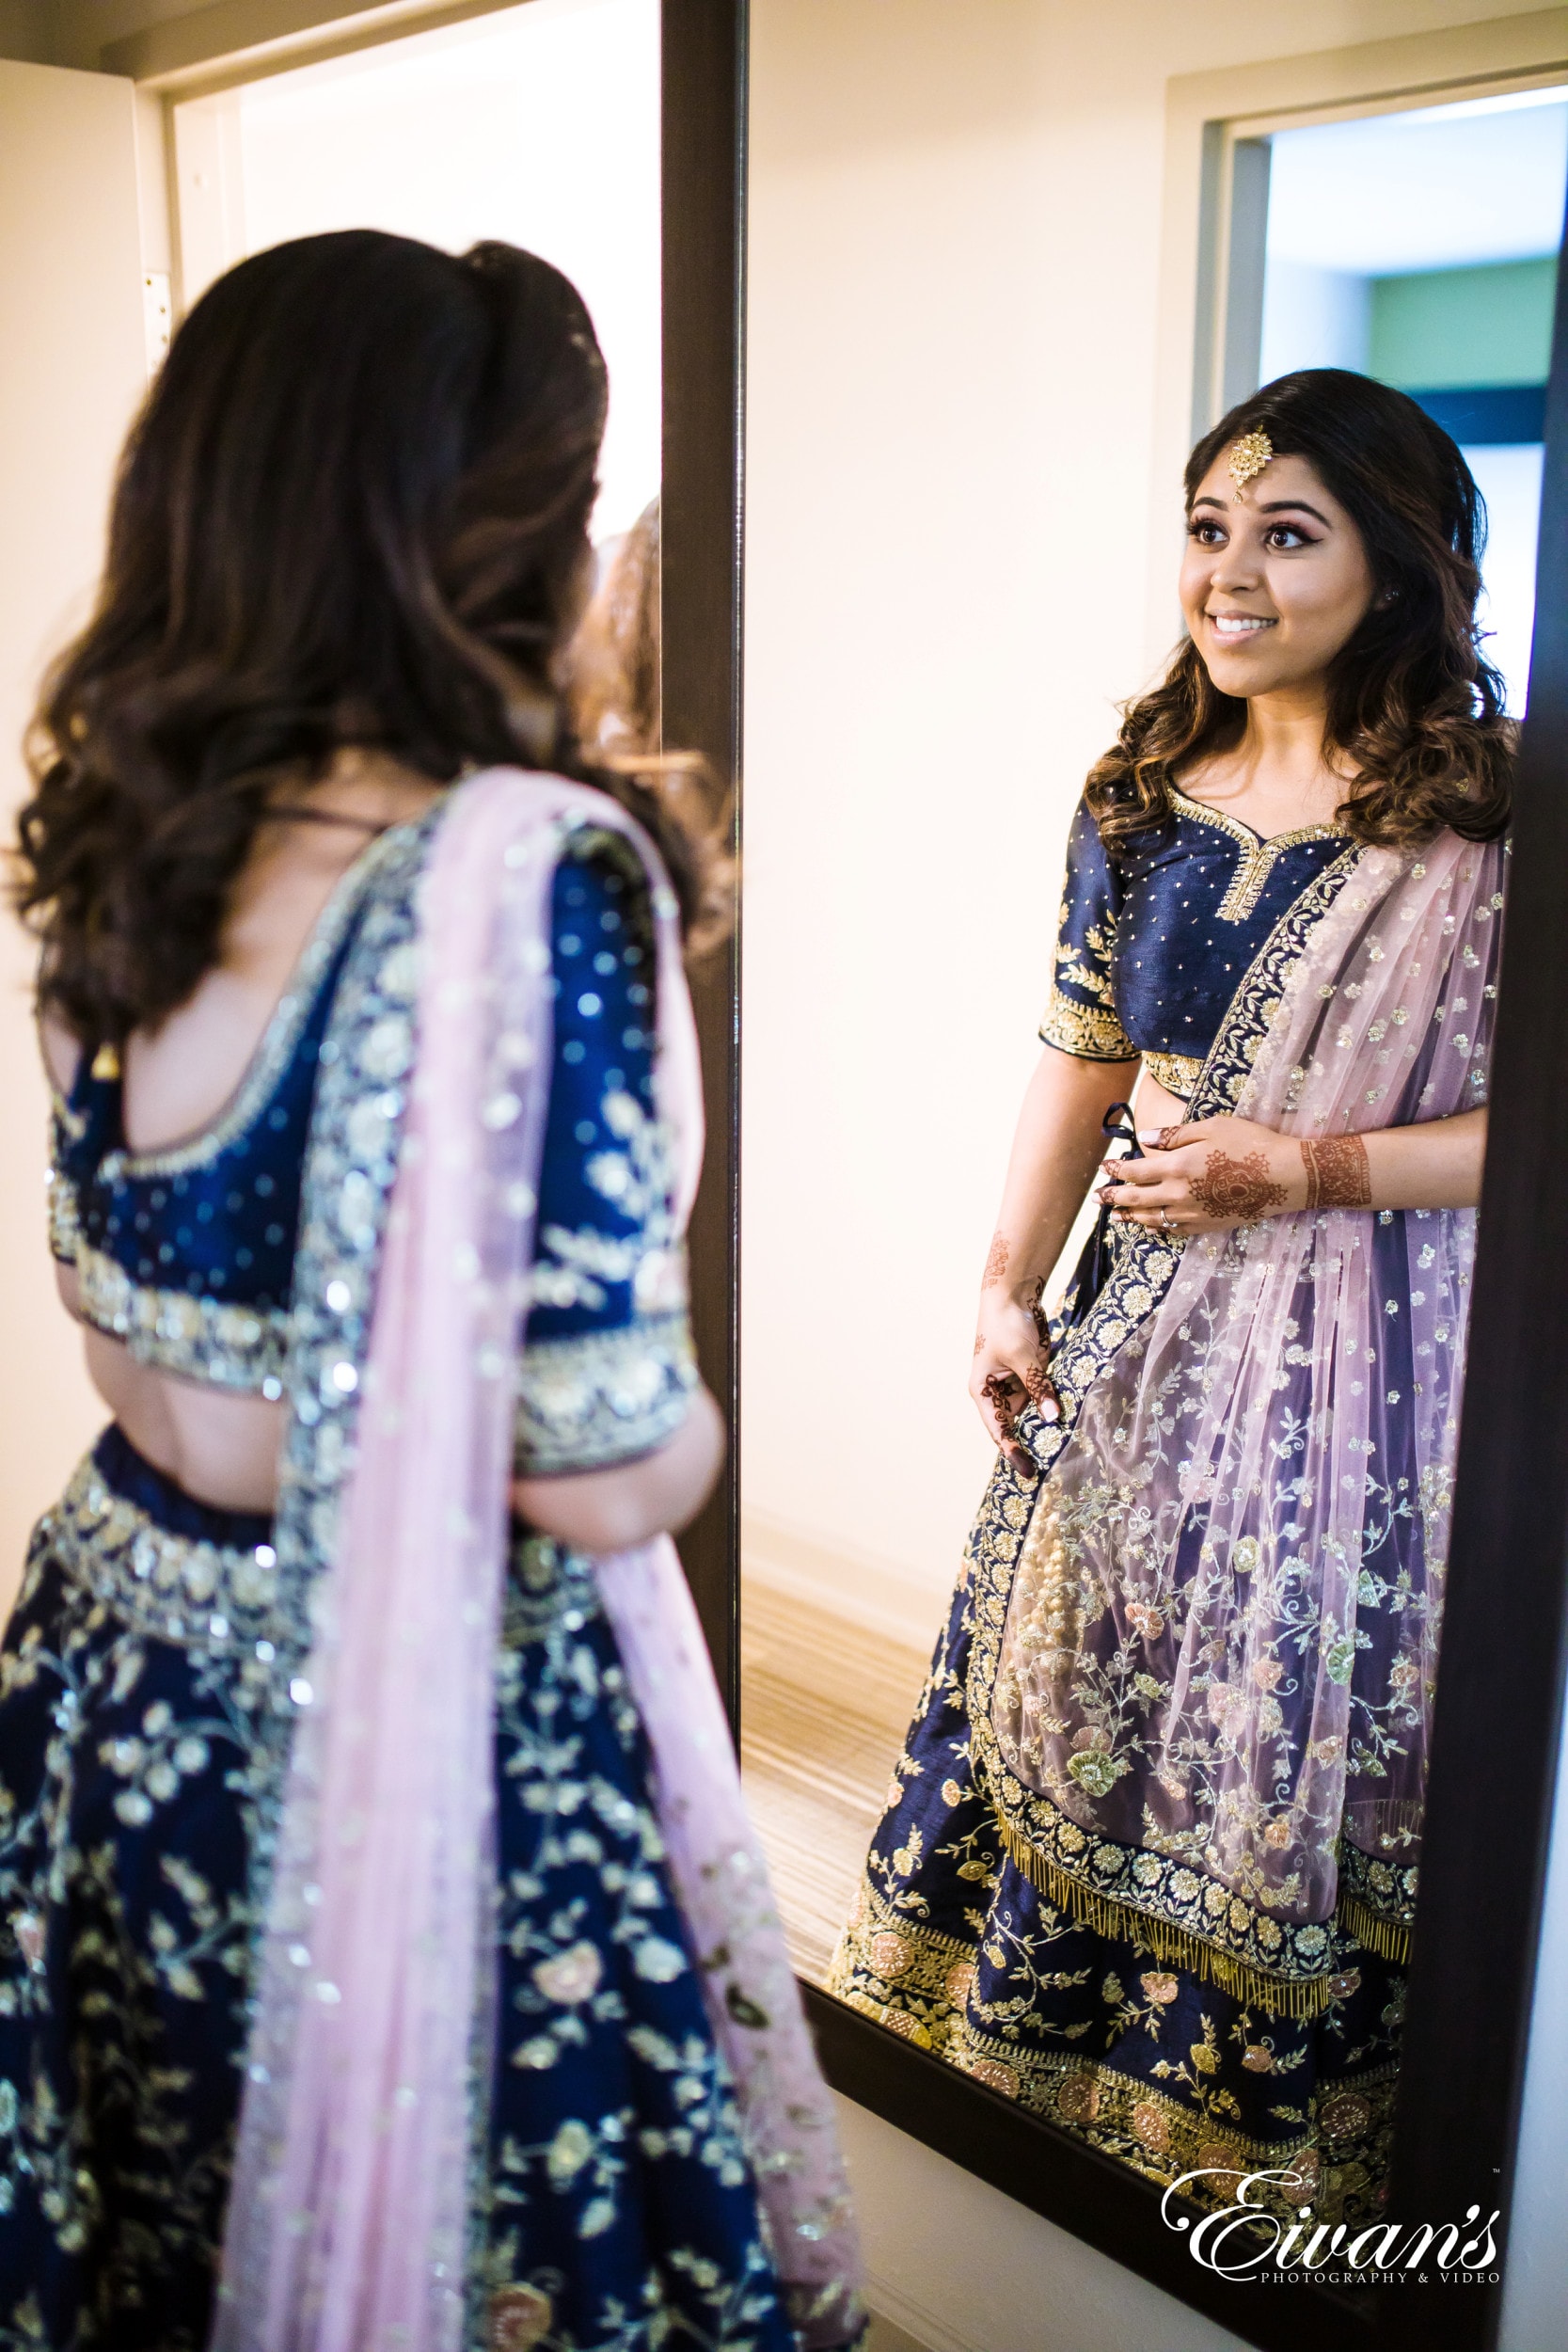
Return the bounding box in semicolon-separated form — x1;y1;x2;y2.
739;1580;931;1985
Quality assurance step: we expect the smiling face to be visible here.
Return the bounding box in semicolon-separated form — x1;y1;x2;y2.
1180;447;1377;706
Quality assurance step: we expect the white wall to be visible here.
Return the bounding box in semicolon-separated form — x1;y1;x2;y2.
176;0;660;541
837;2096;1253;2352
0;60;153;1600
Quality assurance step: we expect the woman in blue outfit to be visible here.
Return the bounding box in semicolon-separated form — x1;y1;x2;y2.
832;372;1511;2227
0;233;858;2350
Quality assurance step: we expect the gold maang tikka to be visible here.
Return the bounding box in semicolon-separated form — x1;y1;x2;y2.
1228;429;1274;497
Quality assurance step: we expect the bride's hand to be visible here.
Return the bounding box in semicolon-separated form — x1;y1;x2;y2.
1097;1114;1308;1235
971;1276;1058;1476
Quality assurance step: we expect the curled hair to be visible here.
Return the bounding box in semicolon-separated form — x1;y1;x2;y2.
569;498;663;758
16;230;724;1044
1085;369;1513;855
563;498;734;928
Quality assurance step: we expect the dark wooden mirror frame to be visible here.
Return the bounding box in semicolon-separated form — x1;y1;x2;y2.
665;10;1568;2347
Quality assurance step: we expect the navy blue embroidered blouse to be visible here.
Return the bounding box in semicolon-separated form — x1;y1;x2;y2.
1040;788;1351;1097
47;822;694;1476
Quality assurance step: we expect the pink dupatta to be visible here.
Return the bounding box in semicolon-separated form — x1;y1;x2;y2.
214;770;861;2352
990;830;1506;2003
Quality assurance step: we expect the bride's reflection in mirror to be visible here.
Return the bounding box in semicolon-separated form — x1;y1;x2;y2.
830;368;1511;2224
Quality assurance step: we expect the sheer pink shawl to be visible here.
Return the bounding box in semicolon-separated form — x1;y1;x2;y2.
993;832;1505;1965
213;770;861;2352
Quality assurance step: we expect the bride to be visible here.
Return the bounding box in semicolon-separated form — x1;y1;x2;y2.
832;368;1511;2225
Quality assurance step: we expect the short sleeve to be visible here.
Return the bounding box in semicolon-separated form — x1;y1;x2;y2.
513;828;698;1477
1038;799;1137;1061
46;1095;83;1263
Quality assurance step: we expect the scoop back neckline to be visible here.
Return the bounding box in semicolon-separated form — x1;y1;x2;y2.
109;822;408;1175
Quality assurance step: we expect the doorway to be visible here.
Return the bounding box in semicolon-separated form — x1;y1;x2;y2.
1248;87;1567;712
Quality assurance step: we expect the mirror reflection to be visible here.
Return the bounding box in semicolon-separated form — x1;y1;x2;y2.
742;73;1564;2233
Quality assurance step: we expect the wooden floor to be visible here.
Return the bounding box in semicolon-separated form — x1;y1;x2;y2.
739;1580;930;1985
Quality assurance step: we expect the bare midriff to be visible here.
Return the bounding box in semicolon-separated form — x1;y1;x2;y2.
1133;1068;1190;1142
70;1297;287;1513
47;756;446;1518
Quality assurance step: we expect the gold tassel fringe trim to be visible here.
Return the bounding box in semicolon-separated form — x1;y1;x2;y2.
1336;1892;1412;1966
995;1818;1405;2018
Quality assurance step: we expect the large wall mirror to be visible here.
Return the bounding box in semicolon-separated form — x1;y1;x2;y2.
3;4;1568;2349
735;11;1568;2352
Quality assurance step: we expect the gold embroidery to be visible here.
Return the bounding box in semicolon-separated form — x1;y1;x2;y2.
47;1451;293;1658
1038;988;1136;1063
47;1166;82;1264
515;1312;698;1476
1196;849;1362;1114
1338;1838;1417;1962
74;1241;291;1393
1171;787;1345;925
965;854;1370;2007
1055;921;1120;1009
1141;1050;1203;1099
831;1878;1396;2222
48;1450;601;1663
991;1815;1335;2018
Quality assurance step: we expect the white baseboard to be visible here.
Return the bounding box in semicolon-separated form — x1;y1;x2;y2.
864;2310;940;2352
864;2280;976;2352
739;1507;951;1654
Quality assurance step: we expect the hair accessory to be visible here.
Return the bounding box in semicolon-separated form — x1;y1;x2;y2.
1228;430;1274;495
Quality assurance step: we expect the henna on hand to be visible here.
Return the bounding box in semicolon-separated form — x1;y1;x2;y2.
981;1372;1020;1441
974;1333;985;1355
1300;1133;1371;1210
1025;1274;1048;1346
982;1232;1010;1287
1189;1149;1288;1224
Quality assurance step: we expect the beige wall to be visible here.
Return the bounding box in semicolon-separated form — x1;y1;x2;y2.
0;61;155;1597
739;0;1565;1645
40;1;361;68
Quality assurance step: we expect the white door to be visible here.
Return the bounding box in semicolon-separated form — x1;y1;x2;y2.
0;60;156;1599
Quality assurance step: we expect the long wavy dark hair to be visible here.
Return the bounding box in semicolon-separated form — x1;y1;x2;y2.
1085;369;1513;855
15;229;723;1046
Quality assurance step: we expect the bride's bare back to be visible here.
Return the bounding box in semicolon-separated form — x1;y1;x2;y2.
43;758;442;1513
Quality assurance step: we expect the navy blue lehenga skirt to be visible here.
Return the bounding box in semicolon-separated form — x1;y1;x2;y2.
831;1215;1405;2224
0;1426;793;2352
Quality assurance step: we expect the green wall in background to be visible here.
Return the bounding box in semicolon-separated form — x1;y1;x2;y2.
1370;256;1558;389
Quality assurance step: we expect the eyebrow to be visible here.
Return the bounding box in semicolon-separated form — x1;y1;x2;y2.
1191;493;1334;526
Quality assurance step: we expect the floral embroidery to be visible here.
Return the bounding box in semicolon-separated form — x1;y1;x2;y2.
0;813;787;2349
1141;1050;1203;1100
1038;987;1136;1064
834;834;1500;2229
514;1317;698;1478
